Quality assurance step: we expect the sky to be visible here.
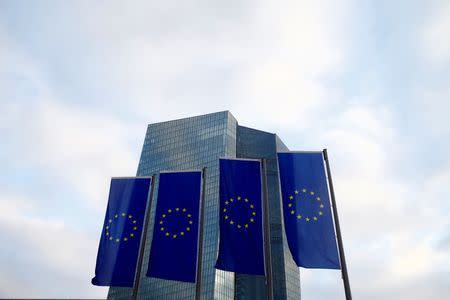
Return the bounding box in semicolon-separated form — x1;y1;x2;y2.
0;0;449;299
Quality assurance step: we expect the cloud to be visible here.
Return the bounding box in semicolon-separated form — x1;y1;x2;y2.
299;101;450;299
0;1;449;299
230;0;351;131
421;1;450;65
0;35;140;210
0;192;107;298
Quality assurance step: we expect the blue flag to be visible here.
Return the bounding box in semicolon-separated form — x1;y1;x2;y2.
147;171;202;282
92;177;151;287
277;152;340;269
215;158;265;275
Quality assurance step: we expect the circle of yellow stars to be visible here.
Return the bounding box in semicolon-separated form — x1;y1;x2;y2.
223;195;256;231
105;213;138;243
159;207;193;239
287;188;325;222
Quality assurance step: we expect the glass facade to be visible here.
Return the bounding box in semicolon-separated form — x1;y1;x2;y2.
235;127;300;300
108;111;300;300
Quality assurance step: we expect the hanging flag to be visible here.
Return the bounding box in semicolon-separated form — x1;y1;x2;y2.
215;158;265;275
92;177;151;287
277;152;340;269
147;171;202;282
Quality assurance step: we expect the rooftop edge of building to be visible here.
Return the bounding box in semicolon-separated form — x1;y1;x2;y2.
145;111;289;150
237;125;290;151
146;110;232;127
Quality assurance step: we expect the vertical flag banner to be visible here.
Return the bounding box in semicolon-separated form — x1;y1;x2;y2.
147;171;202;282
215;158;265;275
92;177;151;287
277;152;340;269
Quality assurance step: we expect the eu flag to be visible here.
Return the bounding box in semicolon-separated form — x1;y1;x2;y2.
92;177;151;287
147;171;202;282
215;158;265;275
277;152;340;269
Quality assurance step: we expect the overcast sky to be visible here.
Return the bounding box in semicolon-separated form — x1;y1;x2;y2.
1;0;449;299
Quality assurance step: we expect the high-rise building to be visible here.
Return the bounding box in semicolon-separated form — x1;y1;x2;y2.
108;111;301;300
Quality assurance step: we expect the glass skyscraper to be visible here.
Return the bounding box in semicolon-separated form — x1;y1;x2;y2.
108;111;301;299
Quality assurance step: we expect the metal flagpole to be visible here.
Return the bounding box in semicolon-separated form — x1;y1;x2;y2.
195;167;207;300
261;159;274;300
322;149;352;300
132;174;156;300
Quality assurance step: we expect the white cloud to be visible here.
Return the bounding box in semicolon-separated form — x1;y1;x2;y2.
0;33;140;209
0;193;107;298
298;102;450;299
0;1;449;299
414;86;450;136
421;1;450;65
230;0;351;131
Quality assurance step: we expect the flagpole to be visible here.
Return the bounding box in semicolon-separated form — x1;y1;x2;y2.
322;149;352;300
261;159;273;300
195;167;207;300
132;174;156;300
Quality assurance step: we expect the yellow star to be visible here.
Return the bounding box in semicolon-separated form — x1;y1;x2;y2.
109;237;113;240
223;208;227;212
237;196;241;200
244;224;249;228
165;232;169;236
310;191;315;195
302;188;306;193
173;234;177;238
244;198;249;202
297;215;302;219
230;220;234;225
121;213;126;216
225;201;229;205
187;214;192;218
250;204;254;209
317;197;321;201
176;208;179;211
106;232;109;236
133;220;137;224
288;203;293;207
106;226;109;230
313;217;318;221
306;217;310;222
133;226;137;230
162;214;166;218
295;190;299;194
109;219;112;223
250;218;254;222
123;237;128;241
160;227;164;231
290;210;295;214
252;212;256;216
289;195;293;200
114;214;118;218
130;233;134;237
168;209;172;213
320;204;324;208
230;198;234;202
319;211;323;215
182;208;186;212
159;221;163;224
180;232;185;236
237;225;241;228
128;215;132;218
116;238;120;242
224;215;229;220
189;220;193;224
186;227;190;231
